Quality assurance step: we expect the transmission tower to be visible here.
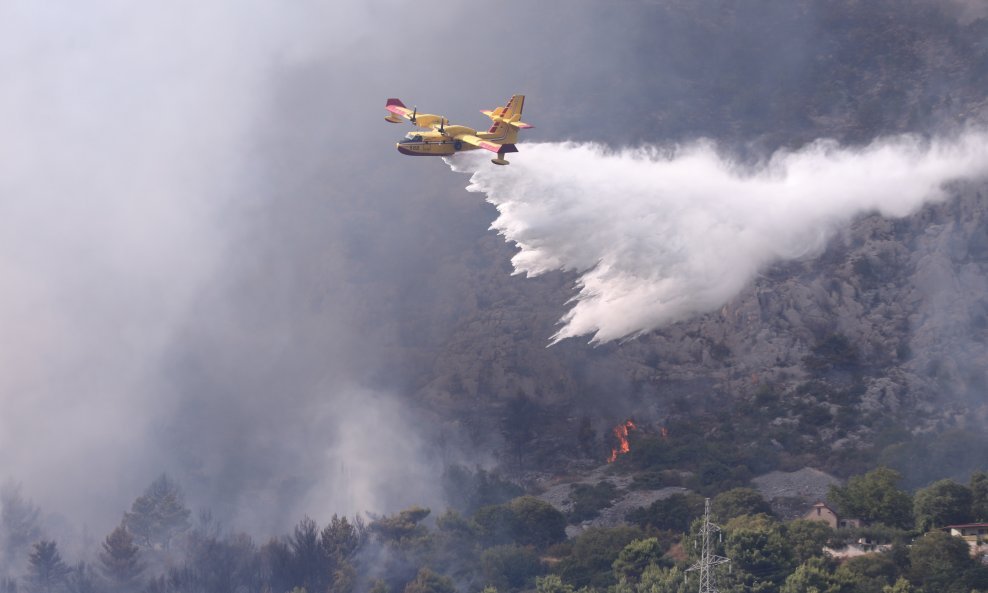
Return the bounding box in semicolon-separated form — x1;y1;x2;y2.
685;498;731;593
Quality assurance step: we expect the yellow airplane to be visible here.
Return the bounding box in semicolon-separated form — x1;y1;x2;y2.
385;95;533;165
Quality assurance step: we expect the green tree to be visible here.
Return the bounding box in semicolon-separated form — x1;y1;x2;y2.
289;516;326;593
122;474;191;550
829;468;913;529
558;526;643;588
834;553;899;593
508;497;566;547
403;568;456;593
722;514;792;592
26;541;70;593
638;564;689;593
431;511;482;586
321;514;363;562
319;514;364;593
611;538;667;583
784;519;833;565
475;497;565;549
370;507;431;542
535;575;573;593
780;557;847;593
711;488;772;522
907;531;976;592
883;578;914;593
970;471;988;522
913;479;972;532
98;525;142;593
480;545;541;591
626;493;704;533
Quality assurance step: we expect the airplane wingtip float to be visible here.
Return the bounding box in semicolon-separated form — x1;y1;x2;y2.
385;95;533;165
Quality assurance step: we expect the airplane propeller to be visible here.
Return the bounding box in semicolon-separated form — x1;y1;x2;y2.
438;116;446;136
410;107;417;125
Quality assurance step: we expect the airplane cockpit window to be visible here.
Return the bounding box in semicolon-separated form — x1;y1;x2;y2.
400;133;424;143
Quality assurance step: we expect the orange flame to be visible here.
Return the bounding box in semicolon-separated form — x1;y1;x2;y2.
607;420;637;463
660;426;669;440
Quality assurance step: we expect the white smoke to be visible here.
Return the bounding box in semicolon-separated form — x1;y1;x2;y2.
448;132;988;343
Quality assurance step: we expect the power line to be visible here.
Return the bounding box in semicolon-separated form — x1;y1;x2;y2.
685;498;731;593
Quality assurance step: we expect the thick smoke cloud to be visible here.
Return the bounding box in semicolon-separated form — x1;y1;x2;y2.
450;132;988;343
0;0;457;535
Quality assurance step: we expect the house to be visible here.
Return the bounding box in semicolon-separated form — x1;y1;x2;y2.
946;523;988;541
803;501;862;529
803;502;885;559
943;523;988;558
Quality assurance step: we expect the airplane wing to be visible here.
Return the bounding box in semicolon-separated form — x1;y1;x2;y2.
456;134;519;154
384;98;445;129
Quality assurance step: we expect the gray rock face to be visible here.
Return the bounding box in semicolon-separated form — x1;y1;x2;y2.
752;468;842;519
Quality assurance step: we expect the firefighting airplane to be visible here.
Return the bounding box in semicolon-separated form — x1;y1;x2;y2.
385;95;532;165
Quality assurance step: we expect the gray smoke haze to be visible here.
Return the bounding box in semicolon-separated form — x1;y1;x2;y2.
449;132;988;343
0;0;619;538
0;0;459;536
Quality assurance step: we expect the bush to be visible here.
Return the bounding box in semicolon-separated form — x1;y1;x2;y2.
481;545;542;591
557;526;643;588
711;488;772;522
628;470;683;490
474;496;566;549
626;493;705;533
403;568;456;593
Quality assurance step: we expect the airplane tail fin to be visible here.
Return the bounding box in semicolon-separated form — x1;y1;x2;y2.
385;98;407;123
481;95;534;135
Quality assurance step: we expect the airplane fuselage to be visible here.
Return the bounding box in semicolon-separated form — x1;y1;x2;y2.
396;126;481;157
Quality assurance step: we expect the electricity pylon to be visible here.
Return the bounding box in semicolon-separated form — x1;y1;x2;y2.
685;498;731;593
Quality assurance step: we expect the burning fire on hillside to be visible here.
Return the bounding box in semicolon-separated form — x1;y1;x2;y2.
607;420;637;463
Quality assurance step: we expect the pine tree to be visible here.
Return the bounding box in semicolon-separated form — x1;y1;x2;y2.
123;474;191;550
1;483;43;576
64;563;100;593
289;517;326;593
98;526;143;592
26;541;70;593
